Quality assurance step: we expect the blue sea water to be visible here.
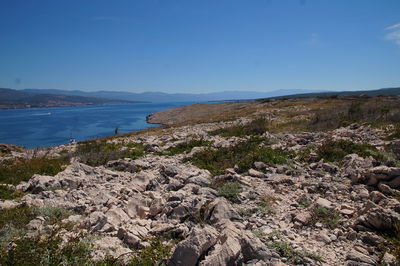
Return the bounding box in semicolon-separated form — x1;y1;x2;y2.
0;102;197;148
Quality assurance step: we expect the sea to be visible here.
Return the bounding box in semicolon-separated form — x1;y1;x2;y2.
0;102;198;149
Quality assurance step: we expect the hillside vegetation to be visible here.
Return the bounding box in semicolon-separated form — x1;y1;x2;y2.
0;95;400;265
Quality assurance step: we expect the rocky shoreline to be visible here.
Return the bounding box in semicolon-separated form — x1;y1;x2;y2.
1;96;399;265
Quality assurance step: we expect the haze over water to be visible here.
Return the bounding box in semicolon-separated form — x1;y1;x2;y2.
0;102;194;148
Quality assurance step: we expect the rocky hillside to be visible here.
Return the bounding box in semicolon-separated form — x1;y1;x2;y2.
0;95;400;265
0;88;136;109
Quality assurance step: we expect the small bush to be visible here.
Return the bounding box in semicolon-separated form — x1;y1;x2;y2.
210;118;270;137
386;125;400;141
256;201;274;215
161;139;212;156
309;207;341;229
270;241;324;264
76;140;144;166
256;194;278;215
0;157;67;185
316;140;390;163
0;186;24;200
34;207;74;225
216;182;241;203
0;232;93;265
0;205;37;229
0;205;87;263
298;198;312;208
186;137;289;176
127;238;171;266
0;205;74;230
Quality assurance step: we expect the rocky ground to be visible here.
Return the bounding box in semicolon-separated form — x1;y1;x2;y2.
1;96;400;265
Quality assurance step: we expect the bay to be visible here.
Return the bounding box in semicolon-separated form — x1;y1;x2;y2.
0;102;197;148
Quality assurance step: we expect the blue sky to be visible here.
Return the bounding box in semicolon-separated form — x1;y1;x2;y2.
0;0;399;93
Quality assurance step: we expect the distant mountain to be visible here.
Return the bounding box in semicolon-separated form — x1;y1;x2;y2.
22;89;320;102
0;88;137;109
267;87;400;99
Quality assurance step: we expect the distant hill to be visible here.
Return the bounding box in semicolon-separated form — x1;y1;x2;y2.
0;88;138;109
267;87;400;99
17;87;400;104
22;88;320;102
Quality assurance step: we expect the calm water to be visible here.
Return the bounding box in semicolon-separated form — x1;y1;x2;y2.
0;102;197;148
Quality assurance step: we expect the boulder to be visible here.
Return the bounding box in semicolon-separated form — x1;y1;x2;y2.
357;206;400;232
88;211;108;232
149;197;165;216
359;166;400;189
381;252;397;266
105;207;130;228
341;154;373;182
346;249;377;265
0;200;21;209
294;212;311;225
240;231;273;262
204;198;241;224
254;162;267;170
125;196;149;219
91;236;132;261
248;169;265;178
161;165;180;177
200;220;242;266
24;174;61;193
117;227;141;248
316;197;333;209
168;225;219;266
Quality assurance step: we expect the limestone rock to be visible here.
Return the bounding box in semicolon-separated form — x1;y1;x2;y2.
248;168;265;178
294;212;311;225
346;249;377;265
316;197;333;209
204;197;241;224
168;225;219;266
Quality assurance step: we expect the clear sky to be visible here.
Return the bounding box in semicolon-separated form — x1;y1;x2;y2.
0;0;399;93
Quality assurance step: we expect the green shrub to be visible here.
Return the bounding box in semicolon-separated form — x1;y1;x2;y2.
316;140;390;163
270;241;324;264
298;198;312;208
0;157;67;185
309;100;400;131
386;125;400;141
0;232;93;266
0;186;24;200
76;140;144;166
160;139;213;156
216;182;242;203
210;118;270;137
127;238;171;266
33;207;74;225
257;194;277;215
185;137;289;176
0;205;36;229
309;207;341;229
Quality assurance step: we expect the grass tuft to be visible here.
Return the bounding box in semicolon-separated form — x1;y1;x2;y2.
309;207;341;229
216;182;242;203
